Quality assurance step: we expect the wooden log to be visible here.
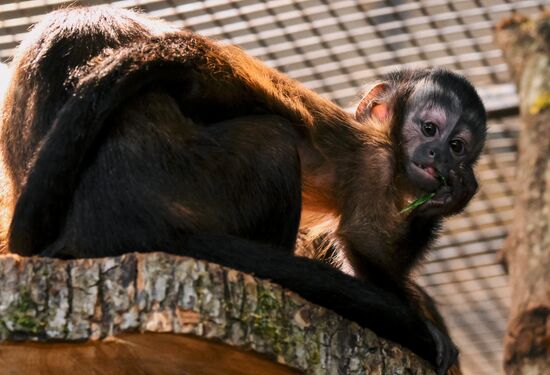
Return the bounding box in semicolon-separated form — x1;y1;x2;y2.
0;252;434;374
495;11;550;375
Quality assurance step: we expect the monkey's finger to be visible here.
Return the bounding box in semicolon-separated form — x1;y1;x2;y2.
454;169;478;209
447;170;475;211
463;168;479;195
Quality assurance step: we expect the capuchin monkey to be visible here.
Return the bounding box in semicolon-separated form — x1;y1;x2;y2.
300;68;486;292
297;70;485;375
0;7;485;373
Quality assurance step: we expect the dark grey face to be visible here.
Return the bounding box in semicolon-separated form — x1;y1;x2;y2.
401;83;477;192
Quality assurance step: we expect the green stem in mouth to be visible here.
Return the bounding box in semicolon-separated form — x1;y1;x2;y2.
400;174;446;215
399;192;436;214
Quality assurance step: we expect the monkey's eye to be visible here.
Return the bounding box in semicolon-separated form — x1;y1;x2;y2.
450;139;465;155
421;121;437;137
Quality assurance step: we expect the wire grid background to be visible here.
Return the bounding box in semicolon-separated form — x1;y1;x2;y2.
1;1;547;374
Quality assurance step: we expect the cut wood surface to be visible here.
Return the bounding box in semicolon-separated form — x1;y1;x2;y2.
0;252;434;374
2;334;299;375
495;11;550;375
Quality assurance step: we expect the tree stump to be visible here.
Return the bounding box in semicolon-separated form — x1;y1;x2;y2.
495;12;550;375
0;253;434;374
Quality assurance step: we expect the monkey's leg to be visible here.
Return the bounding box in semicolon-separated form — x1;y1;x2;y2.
194;114;303;251
39;101;302;258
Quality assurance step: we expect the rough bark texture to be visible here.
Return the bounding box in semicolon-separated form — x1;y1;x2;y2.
0;252;434;374
495;12;550;375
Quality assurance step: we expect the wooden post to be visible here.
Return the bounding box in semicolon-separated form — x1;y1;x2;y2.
495;12;550;375
0;253;434;374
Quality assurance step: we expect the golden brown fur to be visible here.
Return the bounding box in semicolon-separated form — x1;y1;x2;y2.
1;12;403;256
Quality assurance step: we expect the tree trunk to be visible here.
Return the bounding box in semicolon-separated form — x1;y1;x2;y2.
495;12;550;375
0;252;434;374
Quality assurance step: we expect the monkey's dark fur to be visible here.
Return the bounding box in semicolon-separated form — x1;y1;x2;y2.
0;7;486;373
296;231;464;375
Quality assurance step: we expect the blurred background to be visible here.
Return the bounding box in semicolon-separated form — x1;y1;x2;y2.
0;1;548;374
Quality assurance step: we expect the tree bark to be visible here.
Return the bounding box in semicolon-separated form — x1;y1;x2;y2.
495;12;550;375
0;252;434;374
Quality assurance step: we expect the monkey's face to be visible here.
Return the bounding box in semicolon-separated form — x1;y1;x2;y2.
400;85;482;216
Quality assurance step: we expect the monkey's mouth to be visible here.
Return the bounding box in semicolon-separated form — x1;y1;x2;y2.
407;162;440;191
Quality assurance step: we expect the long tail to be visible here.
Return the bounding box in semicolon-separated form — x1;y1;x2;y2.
160;234;440;365
43;231;438;365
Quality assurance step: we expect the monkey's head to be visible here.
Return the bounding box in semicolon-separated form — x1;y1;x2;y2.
356;68;487;217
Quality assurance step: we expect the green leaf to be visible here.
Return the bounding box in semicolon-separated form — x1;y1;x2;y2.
399;192;436;214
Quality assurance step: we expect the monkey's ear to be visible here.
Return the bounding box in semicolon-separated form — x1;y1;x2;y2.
355;82;391;123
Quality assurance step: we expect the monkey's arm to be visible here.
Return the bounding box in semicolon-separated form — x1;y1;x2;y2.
332;147;413;286
392;165;479;273
335;147;480;289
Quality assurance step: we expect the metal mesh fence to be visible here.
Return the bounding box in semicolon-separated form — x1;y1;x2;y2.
1;1;546;374
1;0;546;111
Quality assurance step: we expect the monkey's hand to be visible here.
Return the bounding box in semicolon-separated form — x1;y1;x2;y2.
414;167;478;218
424;320;459;375
410;316;458;374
